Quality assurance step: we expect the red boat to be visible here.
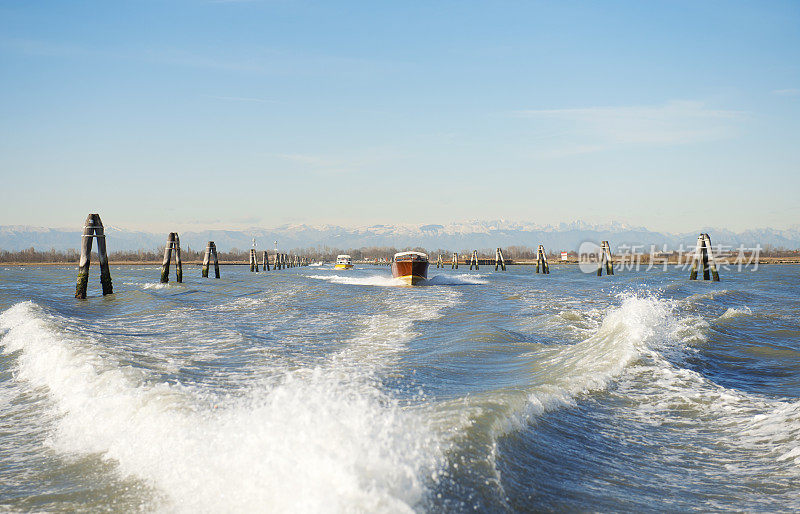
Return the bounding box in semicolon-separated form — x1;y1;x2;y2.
391;251;429;285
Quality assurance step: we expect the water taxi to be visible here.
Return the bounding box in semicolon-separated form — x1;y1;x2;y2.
391;251;429;285
334;254;353;270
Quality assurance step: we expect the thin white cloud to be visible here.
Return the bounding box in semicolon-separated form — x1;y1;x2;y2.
515;100;746;154
772;88;800;96
202;95;279;104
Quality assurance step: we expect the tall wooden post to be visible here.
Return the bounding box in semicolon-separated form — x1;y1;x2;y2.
689;235;703;280
536;245;550;274
74;213;113;299
597;243;605;276
263;251;270;271
75;215;94;298
202;242;212;278
701;239;710;280
160;233;175;283
174;234;183;283
452;252;458;269
495;248;506;271
211;242;220;278
536;245;542;273
94;217;113;295
704;233;720;281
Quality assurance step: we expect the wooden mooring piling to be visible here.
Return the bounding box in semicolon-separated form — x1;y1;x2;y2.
249;249;259;272
75;213;113;299
690;233;720;281
160;233;183;283
495;248;506;271
469;250;479;270
536;245;550;274
201;241;220;278
597;241;614;276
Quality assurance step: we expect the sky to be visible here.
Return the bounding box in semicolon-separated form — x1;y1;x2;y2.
0;0;798;233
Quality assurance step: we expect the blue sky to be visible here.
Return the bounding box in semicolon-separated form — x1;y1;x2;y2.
1;1;798;232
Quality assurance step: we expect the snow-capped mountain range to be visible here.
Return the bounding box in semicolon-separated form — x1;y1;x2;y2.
1;220;799;252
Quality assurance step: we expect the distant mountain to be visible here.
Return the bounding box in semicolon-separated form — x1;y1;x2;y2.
1;221;799;252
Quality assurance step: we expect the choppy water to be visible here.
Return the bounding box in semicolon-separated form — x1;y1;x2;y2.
1;263;799;512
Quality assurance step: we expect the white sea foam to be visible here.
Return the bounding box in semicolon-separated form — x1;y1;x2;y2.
0;301;447;512
617;356;800;477
462;295;686;436
123;282;182;290
526;295;679;407
426;274;488;285
308;274;407;287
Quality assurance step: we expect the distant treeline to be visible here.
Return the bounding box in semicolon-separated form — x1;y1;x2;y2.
2;245;798;263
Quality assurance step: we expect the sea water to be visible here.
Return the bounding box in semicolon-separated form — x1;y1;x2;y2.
1;264;799;511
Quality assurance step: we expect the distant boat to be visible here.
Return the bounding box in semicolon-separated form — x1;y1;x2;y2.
392;251;429;285
334;254;353;270
309;261;324;267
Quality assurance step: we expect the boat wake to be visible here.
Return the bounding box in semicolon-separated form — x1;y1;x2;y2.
308;273;487;287
425;274;488;285
307;274;407;287
0;300;450;512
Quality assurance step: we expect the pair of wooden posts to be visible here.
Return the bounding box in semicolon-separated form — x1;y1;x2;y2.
495;248;506;271
690;233;720;281
160;233;183;283
249;249;260;272
469;250;479;270
202;242;220;278
75;214;113;299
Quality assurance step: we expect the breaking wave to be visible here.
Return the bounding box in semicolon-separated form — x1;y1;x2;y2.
0;301;446;512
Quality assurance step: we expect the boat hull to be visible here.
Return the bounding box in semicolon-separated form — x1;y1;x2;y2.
334;264;353;270
391;261;428;285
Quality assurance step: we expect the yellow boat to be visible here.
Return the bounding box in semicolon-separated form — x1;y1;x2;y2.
334;254;353;270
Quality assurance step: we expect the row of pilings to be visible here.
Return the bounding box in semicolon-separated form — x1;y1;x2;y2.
248;249;307;272
73;214;722;298
74;214;310;298
158;233;311;285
